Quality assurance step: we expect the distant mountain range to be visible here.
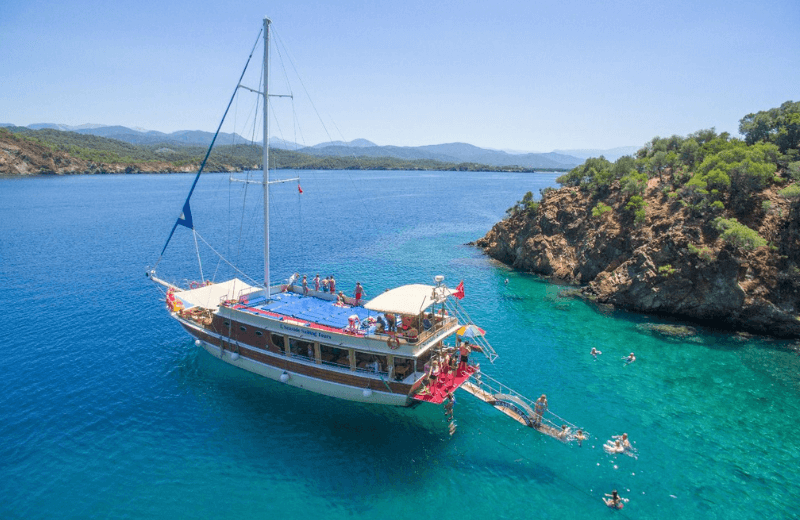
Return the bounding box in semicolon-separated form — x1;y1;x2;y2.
0;123;638;168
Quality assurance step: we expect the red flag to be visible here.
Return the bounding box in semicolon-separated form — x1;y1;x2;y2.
298;184;303;194
453;280;465;300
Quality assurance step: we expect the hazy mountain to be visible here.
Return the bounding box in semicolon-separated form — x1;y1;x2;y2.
13;123;591;169
552;146;639;162
297;141;583;169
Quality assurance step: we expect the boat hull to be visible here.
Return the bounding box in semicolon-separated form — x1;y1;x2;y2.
178;316;416;407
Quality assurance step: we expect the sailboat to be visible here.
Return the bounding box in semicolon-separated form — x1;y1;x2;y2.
148;18;584;436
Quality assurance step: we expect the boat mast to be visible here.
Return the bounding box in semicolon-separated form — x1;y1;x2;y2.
262;17;271;297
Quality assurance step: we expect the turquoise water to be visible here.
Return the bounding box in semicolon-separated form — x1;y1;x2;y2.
1;170;799;519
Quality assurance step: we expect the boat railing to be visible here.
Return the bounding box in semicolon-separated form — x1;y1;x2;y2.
443;298;499;363
467;371;583;438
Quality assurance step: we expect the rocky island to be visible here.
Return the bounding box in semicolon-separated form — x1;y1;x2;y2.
477;101;800;338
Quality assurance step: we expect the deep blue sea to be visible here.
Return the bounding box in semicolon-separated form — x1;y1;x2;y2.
1;170;799;519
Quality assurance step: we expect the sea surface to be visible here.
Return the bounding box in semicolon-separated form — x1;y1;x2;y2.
1;170;799;519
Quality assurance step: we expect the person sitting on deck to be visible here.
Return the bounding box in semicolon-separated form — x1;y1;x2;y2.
405;327;419;342
336;291;347;305
375;316;386;333
422;314;433;330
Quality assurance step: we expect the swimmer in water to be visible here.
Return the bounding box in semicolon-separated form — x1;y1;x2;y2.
591;347;602;358
603;490;627;509
613;432;632;450
575;429;586;447
624;352;636;364
604;439;625;454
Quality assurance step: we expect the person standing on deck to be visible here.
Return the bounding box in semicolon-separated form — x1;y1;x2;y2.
329;275;336;295
314;274;320;292
354;282;365;306
322;276;329;293
302;275;309;296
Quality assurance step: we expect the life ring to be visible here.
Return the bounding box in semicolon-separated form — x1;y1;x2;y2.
387;335;401;350
190;281;201;289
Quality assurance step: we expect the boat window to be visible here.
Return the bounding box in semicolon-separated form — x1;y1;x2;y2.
255;330;263;336
319;344;350;369
289;338;315;359
355;351;388;376
270;334;284;348
239;325;246;331
224;321;231;327
392;357;414;381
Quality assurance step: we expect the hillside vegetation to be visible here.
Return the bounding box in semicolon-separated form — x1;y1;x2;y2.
0;127;544;174
478;101;800;337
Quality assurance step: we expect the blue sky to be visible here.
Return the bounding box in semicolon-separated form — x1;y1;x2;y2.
1;0;798;151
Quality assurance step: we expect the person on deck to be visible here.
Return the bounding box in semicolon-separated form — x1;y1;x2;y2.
314;274;320;292
354;282;365;305
336;291;346;305
385;313;396;332
322;276;329;292
329;275;336;295
375;315;386;333
458;341;472;374
302;275;309;296
533;394;548;426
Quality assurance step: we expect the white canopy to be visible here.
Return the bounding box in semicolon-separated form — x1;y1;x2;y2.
364;284;452;315
176;278;258;309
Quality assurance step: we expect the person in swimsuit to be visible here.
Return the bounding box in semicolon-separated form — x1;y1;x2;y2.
354;282;364;305
625;352;636;364
314;274;320;292
322;277;329;292
302;275;308;296
576;429;586;447
591;347;602;358
604;439;625;454
458;341;472;374
603;490;625;509
329;275;336;295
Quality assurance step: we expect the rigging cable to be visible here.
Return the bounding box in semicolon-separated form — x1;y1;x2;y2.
155;25;263;270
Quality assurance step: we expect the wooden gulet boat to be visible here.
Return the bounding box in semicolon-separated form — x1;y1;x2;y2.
147;18;586;440
146;17;497;409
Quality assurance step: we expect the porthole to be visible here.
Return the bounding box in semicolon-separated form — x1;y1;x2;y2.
224;321;231;327
255;331;263;336
239;325;247;331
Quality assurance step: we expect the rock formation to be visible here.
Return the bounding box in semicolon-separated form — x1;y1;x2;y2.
477;180;800;338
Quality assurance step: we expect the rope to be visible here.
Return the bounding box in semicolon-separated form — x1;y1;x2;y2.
192;229;205;282
194;231;263;288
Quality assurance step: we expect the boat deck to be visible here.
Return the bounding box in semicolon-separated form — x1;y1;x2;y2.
236;291;377;333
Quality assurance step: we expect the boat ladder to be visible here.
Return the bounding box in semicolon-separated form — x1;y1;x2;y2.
459;370;587;443
443;298;499;363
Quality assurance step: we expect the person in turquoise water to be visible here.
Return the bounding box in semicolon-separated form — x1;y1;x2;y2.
603;490;626;509
624;352;636;364
591;347;602;358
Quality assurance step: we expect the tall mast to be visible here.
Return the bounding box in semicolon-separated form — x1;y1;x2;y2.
262;17;271;297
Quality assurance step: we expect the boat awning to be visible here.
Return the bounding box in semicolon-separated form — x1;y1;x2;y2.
364;284;452;316
176;278;258;309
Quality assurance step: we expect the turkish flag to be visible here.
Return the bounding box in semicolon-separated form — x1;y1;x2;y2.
298;184;303;194
453;280;465;300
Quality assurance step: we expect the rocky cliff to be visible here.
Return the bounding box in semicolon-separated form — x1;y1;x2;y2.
476;179;800;338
